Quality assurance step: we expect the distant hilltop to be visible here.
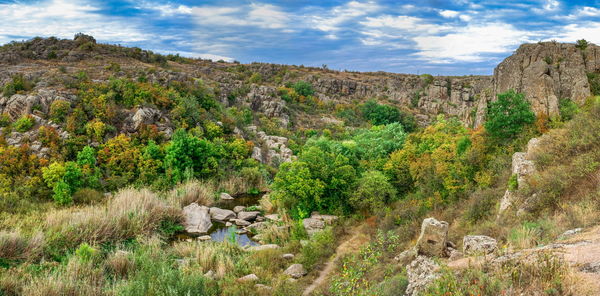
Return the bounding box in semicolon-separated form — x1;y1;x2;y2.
0;34;598;128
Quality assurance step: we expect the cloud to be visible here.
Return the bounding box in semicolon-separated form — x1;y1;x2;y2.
555;22;600;44
311;1;381;32
0;0;148;44
439;10;459;18
361;15;449;35
192;3;290;30
413;23;533;62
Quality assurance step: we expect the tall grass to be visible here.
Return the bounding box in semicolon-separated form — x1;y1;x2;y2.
45;188;180;252
0;231;44;261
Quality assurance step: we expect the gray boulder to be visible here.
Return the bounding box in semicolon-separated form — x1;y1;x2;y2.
284;264;307;279
230;219;251;226
238;274;259;282
220;192;234;200
238;211;260;221
416;218;449;257
233;206;246;213
182;203;212;234
209;207;236;221
463;235;497;255
303;218;325;235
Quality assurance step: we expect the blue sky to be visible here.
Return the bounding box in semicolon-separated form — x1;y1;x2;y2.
1;0;599;75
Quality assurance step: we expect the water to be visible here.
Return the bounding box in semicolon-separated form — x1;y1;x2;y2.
176;193;263;247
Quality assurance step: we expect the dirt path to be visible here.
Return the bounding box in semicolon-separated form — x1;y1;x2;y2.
302;222;371;296
448;225;600;295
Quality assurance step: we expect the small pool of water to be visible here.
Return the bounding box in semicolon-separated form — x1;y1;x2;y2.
175;193;264;247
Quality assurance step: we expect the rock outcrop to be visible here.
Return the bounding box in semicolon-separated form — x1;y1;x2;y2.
283;263;307;279
416;217;449;257
498;137;540;215
463;235;498;255
405;256;441;296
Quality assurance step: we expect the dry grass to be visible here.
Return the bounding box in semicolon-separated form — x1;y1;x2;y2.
105;250;135;279
168;179;215;208
0;231;44;261
46;187;180;248
22;258;105;296
173;241;243;278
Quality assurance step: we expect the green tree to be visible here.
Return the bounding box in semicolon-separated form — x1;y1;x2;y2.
484;90;535;140
77;146;100;188
272;161;325;219
164;129;219;183
350;170;396;214
360;100;401;126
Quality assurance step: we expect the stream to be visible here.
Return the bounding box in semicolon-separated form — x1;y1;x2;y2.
177;193;263;247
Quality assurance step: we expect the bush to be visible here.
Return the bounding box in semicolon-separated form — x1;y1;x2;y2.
13;115;35;132
74;243;97;262
298;227;335;269
2;74;34;97
485;89;535;140
587;72;600;96
360;99;401;126
507;174;518;191
0;113;11;127
350;170;396;214
49;99;71;123
292;81;314;97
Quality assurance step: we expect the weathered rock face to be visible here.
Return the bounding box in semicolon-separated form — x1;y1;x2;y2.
494;42;600;116
416;217;449;257
0;89;73;120
463;235;498;255
182;203;212;234
249;127;295;166
405;256;440;296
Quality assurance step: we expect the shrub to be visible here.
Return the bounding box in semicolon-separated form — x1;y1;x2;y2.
350;170;396;214
292;81;314;97
13;115;35;132
75;243;97;262
0;113;11;127
587;72;600;96
2;74;34;97
576;39;589;50
507;174;518;191
485;89;535;140
298;227;335;269
49;99;71;123
360;99;401;126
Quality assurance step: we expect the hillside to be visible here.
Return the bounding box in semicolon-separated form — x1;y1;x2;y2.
0;35;600;296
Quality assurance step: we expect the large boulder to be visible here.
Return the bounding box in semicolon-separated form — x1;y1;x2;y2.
416;218;449;257
303;218;325;235
182;203;212;234
405;256;441;296
238;211;260;221
284;264;307;279
209;207;236;222
463;235;498;255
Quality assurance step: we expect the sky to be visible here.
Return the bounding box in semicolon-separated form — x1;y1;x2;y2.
0;0;599;75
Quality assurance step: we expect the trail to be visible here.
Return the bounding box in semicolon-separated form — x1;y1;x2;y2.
448;225;600;295
302;221;371;296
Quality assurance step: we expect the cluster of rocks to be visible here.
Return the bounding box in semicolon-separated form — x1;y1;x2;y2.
123;106;173;138
396;217;498;295
302;212;339;235
181;202;264;236
247;126;295;166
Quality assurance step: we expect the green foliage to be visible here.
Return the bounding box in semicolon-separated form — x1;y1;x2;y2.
0;113;10;127
485;90;535;140
558;98;579;121
52;180;72;205
13;115;35;132
576;39;589;50
2;74;34;97
164;129;220;183
298;227;335;269
350;170;396;214
587;72;600;96
49;99;71;123
292;81;314;97
361;99;400;126
508;174;518;191
75;243;97;262
42;161;83;205
272;161;325;219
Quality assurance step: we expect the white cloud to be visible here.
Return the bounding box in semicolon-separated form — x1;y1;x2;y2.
361;15;449;34
554;22;600;44
412;23;532;62
312;1;381;32
149;4;193;16
459;14;472;22
439;10;459;18
192;3;289;30
0;0;148;44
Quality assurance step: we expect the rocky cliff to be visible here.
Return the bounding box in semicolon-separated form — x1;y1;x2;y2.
0;36;598;138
